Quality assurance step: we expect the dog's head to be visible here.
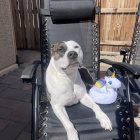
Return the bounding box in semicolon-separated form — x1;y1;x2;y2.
51;40;83;71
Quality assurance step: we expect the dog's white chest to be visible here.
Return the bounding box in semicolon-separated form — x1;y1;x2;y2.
46;68;79;106
61;91;79;106
49;79;78;106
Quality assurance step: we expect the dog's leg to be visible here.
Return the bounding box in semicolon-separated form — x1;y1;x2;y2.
63;107;69;118
52;104;79;140
80;94;112;131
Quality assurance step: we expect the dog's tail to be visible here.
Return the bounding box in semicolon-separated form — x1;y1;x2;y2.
78;66;94;91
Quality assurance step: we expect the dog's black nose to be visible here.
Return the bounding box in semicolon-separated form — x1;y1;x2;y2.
67;51;78;59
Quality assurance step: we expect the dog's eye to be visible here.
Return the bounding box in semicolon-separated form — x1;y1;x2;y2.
57;46;65;52
74;46;79;49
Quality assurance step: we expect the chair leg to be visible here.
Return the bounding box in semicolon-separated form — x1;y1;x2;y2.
127;77;135;140
32;80;39;140
128;102;135;140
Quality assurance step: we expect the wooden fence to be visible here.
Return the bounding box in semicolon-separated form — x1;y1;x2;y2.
11;0;140;51
11;0;40;49
100;0;140;52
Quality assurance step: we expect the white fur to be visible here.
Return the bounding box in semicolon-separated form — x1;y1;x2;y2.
53;40;83;71
45;40;112;140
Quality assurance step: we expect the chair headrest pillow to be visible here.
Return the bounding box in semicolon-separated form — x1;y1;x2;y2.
49;0;96;23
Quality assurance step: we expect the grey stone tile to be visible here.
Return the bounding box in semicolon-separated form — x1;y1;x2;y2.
0;75;6;81
0;98;28;110
0;105;31;124
2;79;25;90
16;132;31;140
9;105;31;124
0;88;32;102
23;122;31;133
0;75;19;84
8;69;22;77
7;79;32;91
0;98;31;123
0;84;7;93
0;119;10;132
0;107;13;119
0;52;40;140
21;93;32;102
22;84;32;91
0;122;26;140
8;81;25;90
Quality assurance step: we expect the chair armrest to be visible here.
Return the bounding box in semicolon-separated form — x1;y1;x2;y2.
21;60;41;82
100;59;140;76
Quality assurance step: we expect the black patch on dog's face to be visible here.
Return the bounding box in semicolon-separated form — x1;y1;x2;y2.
51;42;67;60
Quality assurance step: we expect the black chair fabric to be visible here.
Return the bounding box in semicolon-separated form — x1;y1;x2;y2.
45;93;129;140
47;17;95;74
46;103;119;140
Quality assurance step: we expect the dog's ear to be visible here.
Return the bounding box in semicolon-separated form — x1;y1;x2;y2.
51;43;59;55
51;42;66;55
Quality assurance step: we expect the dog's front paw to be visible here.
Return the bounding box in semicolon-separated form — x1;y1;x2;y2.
67;129;79;140
95;111;112;131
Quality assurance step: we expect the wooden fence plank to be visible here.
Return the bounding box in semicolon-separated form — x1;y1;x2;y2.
101;40;132;46
101;8;138;14
23;0;32;49
18;0;26;49
11;0;22;49
28;0;35;49
32;0;40;49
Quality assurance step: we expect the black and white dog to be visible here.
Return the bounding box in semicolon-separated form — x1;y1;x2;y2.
45;40;112;140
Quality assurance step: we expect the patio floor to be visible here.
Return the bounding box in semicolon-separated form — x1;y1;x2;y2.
0;65;32;140
0;50;140;140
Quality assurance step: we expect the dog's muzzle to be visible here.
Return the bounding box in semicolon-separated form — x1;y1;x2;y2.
67;51;78;60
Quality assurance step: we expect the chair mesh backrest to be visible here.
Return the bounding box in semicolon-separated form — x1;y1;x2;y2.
40;16;99;81
129;3;140;64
